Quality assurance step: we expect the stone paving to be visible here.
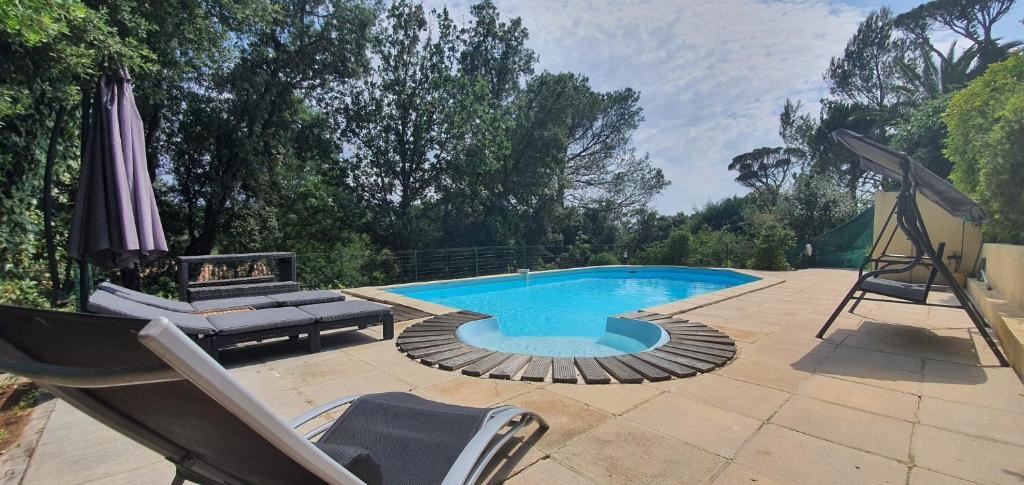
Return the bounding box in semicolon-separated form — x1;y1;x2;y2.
6;268;1024;484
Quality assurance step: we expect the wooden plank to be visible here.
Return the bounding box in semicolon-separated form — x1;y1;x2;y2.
519;356;552;382
596;356;644;384
407;323;462;330
420;346;476;366
396;334;455;344
552;357;578;384
615;355;671;382
406;342;464;359
462;352;512;377
669;339;737;352
488;354;531;379
398;338;459;351
438;349;493;371
400;328;456;335
633;353;697;377
663;342;735;359
668;328;723;336
575;357;611;384
670;334;734;346
650;349;717;372
659;346;729;366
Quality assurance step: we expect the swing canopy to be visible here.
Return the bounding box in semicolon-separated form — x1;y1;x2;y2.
832;129;986;223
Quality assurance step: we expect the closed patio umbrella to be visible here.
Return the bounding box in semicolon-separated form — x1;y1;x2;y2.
70;69;167;309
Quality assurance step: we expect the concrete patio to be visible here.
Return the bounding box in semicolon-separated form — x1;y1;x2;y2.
6;268;1024;484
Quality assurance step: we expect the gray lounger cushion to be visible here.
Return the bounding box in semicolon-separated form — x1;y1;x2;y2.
298;300;390;323
266;290;345;306
190;296;277;312
98;282;195;313
87;291;216;335
861;277;927;302
206;307;315;335
318;392;489;485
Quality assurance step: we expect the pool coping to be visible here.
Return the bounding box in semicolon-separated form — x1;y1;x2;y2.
343;265;785;318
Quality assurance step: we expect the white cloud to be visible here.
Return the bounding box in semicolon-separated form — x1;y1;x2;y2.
425;0;869;213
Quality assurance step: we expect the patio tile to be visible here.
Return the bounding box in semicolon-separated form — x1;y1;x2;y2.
24;420;164;484
770;395;912;461
504;389;611;453
505;459;596;485
555;419;726;485
841;320;933;357
912;425;1024;485
797;375;919;421
733;424;907;485
917;396;1024;446
737;343;829;370
546;382;662;415
296;369;413;405
624;392;762;457
81;462;175;484
712;463;793;485
919;361;1024;414
419;376;535;407
816;346;923;394
655;373;791;421
754;333;838;356
477;433;548;484
714;359;810;393
908;467;976;485
270;351;377;387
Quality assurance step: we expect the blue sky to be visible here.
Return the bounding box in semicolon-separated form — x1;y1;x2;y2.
423;0;1023;214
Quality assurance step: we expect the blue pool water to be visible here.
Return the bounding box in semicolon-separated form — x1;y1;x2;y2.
389;267;756;357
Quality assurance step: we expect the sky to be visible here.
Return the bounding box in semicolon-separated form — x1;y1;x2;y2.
421;0;1023;215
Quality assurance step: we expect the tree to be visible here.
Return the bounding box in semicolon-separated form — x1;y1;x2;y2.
891;94;955;178
944;53;1024;243
899;0;1016;70
727;147;802;204
826;8;911;112
774;172;860;242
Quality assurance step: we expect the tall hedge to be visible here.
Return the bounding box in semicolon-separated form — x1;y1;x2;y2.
944;54;1024;244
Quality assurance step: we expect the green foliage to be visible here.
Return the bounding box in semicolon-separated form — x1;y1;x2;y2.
774;172;859;243
727;147;802;205
663;230;691;265
891;95;954;178
944;53;1024;243
748;216;795;271
688;228;753;269
588;252;620;266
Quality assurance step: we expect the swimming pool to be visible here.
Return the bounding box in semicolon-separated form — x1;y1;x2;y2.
387;267;757;357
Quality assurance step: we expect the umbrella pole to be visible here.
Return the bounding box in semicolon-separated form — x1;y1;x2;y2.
78;260;90;312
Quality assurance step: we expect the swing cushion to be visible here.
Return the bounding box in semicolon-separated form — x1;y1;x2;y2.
861;277;927;303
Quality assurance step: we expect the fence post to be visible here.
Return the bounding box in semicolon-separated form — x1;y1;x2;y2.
522;246;527;269
413;250;419;282
474;247;479;276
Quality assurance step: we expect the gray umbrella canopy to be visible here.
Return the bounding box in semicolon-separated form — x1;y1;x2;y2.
69;70;167;269
832;129;986;223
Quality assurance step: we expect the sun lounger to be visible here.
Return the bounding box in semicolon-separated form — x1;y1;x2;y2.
0;306;547;484
99;282;346;313
88;290;393;360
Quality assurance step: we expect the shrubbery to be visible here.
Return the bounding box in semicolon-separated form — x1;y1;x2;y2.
945;53;1024;243
589;252;621;266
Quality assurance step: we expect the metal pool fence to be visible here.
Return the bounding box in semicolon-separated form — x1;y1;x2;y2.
296;244;629;289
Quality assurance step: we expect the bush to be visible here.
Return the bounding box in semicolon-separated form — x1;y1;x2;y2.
589;252;621;266
748;217;795;270
663;229;690;265
688;228;753;268
944;53;1024;243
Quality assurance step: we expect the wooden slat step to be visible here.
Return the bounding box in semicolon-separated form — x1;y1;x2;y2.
616;311;653;319
660;346;728;366
596;356;644;384
615;355;671;381
396;334;454;344
407;323;462;330
575;357;611;384
636;314;668;321
488;354;531;379
400;329;455;336
462;352;512;377
421;346;475;366
660;322;707;329
520;357;552;382
406;342;464;359
672;334;734;346
438;349;493;371
398;338;459;351
650;349;717;372
457;310;490;318
633;353;697;377
664;342;735;359
669;339;737;352
552;357;578;384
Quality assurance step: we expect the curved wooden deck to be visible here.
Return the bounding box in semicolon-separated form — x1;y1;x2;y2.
395;309;735;384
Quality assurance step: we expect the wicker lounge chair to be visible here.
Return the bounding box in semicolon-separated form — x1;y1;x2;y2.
88;290;393;360
0;306;547;485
